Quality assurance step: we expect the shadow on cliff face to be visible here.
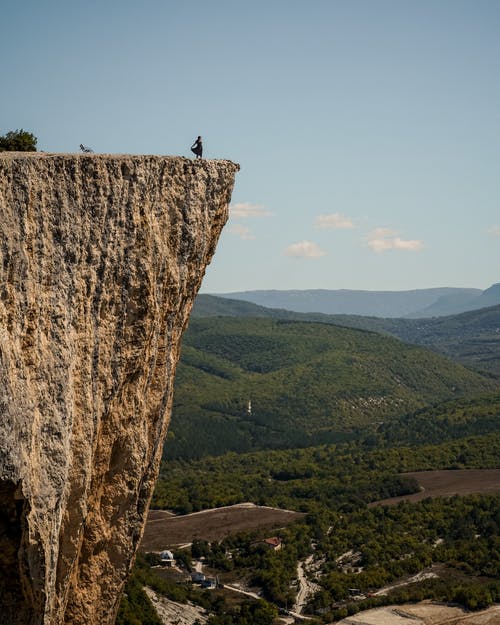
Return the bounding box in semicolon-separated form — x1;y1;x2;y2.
0;480;33;625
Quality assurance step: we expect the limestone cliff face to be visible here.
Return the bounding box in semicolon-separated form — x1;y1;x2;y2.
0;153;238;625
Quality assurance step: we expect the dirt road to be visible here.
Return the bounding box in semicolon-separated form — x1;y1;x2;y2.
294;555;321;614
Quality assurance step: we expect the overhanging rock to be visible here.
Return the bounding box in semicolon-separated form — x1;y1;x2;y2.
0;153;238;625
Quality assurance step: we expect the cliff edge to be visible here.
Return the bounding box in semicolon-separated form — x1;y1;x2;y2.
0;153;239;625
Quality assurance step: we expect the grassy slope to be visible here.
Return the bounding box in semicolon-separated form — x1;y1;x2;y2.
166;317;498;458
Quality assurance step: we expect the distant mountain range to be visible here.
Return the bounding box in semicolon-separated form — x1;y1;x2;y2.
212;283;500;318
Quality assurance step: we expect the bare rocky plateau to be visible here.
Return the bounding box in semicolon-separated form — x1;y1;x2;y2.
0;153;238;625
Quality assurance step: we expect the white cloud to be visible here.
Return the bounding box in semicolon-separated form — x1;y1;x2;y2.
230;202;272;218
284;240;326;258
228;223;255;240
367;228;423;252
489;225;500;236
315;213;355;229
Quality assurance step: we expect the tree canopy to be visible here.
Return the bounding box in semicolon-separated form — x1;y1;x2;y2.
0;129;37;151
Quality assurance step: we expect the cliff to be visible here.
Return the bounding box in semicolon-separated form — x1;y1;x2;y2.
0;153;239;625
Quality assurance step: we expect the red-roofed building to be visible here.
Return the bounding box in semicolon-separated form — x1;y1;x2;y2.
251;536;283;551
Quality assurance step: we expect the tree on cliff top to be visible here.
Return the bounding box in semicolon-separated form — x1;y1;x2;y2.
0;129;37;151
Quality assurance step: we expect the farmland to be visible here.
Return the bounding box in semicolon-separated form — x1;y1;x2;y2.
141;503;304;550
369;468;500;507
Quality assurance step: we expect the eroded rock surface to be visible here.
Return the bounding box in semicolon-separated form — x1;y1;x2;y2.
0;153;238;625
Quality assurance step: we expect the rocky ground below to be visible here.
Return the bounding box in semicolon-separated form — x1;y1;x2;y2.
336;602;500;625
144;588;209;625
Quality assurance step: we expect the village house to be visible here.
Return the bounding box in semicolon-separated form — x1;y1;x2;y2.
200;577;217;589
251;536;283;551
160;550;175;567
190;571;205;583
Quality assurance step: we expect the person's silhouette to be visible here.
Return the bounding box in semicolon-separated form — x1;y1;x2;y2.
191;136;203;159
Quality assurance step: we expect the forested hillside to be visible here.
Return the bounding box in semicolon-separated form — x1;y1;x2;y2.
157;393;500;512
193;295;500;375
379;304;500;374
166;317;498;458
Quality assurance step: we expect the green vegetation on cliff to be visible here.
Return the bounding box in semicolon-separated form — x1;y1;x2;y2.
0;129;37;151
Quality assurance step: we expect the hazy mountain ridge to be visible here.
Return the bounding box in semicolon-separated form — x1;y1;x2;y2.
409;282;500;317
212;285;500;318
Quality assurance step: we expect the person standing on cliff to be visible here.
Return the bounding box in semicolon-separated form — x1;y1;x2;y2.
191;136;203;159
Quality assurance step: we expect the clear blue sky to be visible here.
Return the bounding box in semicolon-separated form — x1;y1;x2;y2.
2;0;499;293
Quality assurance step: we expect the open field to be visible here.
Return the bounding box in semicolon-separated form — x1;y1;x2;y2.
368;469;500;507
141;502;304;550
336;602;500;625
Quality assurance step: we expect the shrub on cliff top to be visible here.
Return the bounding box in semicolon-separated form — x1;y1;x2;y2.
0;129;37;151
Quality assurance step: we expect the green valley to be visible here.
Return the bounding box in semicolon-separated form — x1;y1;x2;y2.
166;316;497;459
122;306;500;625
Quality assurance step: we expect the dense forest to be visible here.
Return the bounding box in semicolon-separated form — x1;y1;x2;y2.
154;411;500;513
192;295;500;375
166;317;498;459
